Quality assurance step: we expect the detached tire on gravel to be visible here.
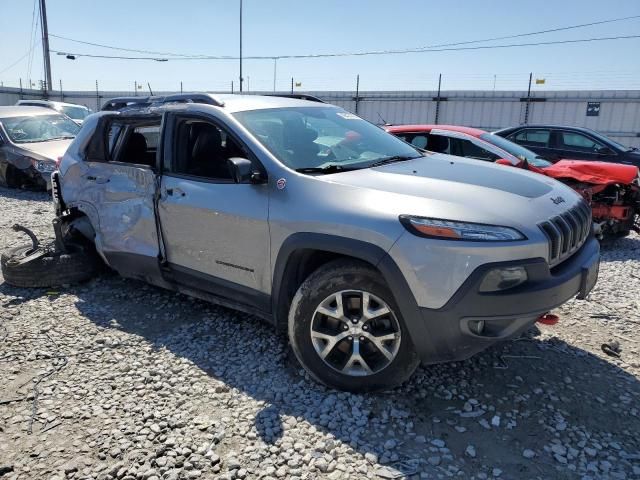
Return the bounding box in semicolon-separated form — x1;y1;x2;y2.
1;243;100;288
288;259;419;392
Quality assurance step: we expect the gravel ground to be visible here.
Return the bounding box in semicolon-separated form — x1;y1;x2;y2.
0;187;639;480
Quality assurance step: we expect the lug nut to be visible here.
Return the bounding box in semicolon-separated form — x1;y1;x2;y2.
343;325;348;330
348;336;353;341
351;318;358;324
362;325;368;331
360;336;365;341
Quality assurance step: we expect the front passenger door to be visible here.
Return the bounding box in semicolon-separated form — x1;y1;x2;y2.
157;113;271;311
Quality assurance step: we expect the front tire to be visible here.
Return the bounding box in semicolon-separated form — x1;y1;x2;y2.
288;260;419;392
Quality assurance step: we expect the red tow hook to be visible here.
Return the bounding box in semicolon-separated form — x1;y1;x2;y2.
537;313;559;325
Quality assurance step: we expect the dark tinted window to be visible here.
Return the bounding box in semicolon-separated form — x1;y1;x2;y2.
171;119;246;181
454;139;500;162
559;131;605;152
509;129;550;148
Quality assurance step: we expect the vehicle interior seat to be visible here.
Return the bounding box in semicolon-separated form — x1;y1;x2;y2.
282;116;320;167
427;134;450;154
121;132;152;166
189;123;232;179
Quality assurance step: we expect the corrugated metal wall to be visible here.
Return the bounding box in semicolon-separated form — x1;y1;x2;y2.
2;87;639;147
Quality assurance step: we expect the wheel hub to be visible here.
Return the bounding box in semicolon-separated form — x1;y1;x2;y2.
310;290;401;377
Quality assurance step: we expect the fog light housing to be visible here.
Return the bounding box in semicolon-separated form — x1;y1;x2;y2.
479;266;528;292
469;320;485;335
31;159;56;173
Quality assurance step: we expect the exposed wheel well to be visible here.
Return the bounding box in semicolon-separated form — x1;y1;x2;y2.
274;249;382;332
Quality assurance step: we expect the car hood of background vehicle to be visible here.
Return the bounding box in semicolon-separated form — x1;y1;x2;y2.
541;160;639;185
325;154;558;200
19;139;73;161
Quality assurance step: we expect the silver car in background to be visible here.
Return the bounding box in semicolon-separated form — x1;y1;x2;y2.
52;94;600;391
0;106;80;190
15;99;92;125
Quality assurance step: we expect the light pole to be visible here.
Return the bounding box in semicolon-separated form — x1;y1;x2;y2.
239;0;243;93
273;57;278;92
39;0;52;95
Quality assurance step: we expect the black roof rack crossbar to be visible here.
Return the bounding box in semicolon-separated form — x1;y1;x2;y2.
101;93;225;111
265;94;325;103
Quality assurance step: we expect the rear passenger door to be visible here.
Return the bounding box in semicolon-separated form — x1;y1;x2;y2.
75;115;162;279
157;112;271;311
507;128;554;160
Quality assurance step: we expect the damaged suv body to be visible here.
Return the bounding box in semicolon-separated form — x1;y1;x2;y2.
52;94;600;391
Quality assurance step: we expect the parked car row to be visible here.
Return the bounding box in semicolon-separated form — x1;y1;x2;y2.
2;93;602;392
386;125;640;240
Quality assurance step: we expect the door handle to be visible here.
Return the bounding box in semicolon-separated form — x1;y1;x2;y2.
166;187;185;197
86;175;110;183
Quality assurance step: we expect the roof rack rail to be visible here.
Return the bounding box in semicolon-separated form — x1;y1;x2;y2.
265;94;325;103
101;93;225;111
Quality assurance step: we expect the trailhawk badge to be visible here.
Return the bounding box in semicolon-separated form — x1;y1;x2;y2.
276;178;287;190
550;196;565;205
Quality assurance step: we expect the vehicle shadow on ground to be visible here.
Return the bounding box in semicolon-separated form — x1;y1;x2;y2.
2;273;638;479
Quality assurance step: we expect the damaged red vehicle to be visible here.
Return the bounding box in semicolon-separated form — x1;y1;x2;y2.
386;125;640;239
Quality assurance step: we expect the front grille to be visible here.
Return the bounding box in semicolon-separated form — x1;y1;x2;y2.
539;201;592;266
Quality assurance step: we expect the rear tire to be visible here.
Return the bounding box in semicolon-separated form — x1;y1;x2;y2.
288;259;419;392
1;243;101;288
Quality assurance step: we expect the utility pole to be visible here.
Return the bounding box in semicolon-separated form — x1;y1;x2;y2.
272;58;278;92
354;74;360;114
291;77;294;94
239;0;243;92
434;73;442;125
524;72;533;124
39;0;52;96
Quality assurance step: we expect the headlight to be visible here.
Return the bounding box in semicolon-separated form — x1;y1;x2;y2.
399;216;526;241
31;159;56;173
479;266;528;292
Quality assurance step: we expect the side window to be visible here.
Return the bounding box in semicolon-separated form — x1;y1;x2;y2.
426;134;450;154
457;139;500;162
509;129;550;148
559;131;604;152
171;119;247;181
408;135;428;149
112;123;160;167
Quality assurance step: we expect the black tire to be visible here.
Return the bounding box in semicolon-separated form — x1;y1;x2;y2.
1;243;101;288
288;259;419;392
5;164;22;189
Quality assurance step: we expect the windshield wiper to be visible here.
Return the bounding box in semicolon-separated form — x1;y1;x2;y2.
368;154;421;168
295;164;359;174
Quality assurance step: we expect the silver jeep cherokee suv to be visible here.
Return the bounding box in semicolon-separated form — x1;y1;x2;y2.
52;93;600;391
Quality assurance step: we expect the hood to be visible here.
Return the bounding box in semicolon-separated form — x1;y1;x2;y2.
321;153;579;230
327;153;558;199
540;160;638;185
18;139;73;162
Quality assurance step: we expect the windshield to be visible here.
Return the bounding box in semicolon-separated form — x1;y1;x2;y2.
59;105;90;121
233;106;420;171
481;133;552;168
1;114;80;143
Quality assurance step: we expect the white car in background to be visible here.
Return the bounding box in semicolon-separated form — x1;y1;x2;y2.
0;106;80;190
15;99;92;125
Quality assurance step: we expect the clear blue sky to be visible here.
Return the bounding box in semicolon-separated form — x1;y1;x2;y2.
1;0;639;93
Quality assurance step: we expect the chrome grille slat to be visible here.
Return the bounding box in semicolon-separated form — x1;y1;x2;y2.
538;201;592;267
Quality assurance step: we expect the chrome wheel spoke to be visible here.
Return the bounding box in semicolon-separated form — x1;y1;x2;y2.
361;291;391;320
316;292;345;321
342;338;373;375
363;332;397;361
311;330;349;359
311;289;401;377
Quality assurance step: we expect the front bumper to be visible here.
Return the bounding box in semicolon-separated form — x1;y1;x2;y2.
407;236;599;364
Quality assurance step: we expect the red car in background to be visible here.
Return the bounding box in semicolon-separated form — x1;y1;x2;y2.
385;124;640;240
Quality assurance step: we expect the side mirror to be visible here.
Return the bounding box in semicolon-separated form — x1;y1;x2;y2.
495;159;513;166
596;146;615;156
227;157;265;184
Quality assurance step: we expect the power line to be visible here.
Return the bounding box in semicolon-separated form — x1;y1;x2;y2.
51;34;640;62
0;41;41;75
48;14;640;60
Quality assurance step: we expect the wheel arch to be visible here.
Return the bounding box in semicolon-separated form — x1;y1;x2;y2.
271;233;426;345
